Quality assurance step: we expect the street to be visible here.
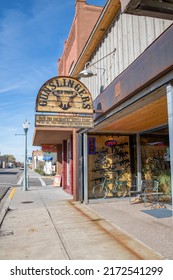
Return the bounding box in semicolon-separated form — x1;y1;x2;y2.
0;167;20;186
0;167;54;188
0;167;20;212
0;167;54;210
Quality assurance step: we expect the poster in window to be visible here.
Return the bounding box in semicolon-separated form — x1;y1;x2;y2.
88;137;96;155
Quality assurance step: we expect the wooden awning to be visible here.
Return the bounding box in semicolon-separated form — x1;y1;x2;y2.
121;0;173;20
33;127;73;146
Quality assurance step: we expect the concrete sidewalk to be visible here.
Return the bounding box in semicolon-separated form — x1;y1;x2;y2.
87;199;173;259
0;184;172;260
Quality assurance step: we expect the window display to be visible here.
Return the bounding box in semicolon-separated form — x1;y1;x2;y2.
88;135;131;199
140;133;170;180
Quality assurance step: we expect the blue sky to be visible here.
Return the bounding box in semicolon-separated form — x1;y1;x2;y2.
0;0;106;162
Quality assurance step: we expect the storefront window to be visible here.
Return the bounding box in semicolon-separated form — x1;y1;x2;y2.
88;134;131;199
140;128;170;180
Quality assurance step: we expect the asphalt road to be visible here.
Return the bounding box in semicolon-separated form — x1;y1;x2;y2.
0;167;20;212
0;167;54;205
0;167;20;185
0;167;19;202
0;167;54;231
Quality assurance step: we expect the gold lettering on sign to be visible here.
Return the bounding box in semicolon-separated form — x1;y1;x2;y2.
36;76;93;114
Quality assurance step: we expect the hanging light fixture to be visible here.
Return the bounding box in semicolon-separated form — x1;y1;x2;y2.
78;68;96;78
78;48;116;78
78;62;96;78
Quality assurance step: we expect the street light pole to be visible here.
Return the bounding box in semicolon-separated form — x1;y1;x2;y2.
22;120;30;191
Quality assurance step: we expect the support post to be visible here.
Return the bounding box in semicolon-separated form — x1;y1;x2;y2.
83;133;88;204
136;133;142;191
166;83;173;209
73;128;77;201
78;133;84;202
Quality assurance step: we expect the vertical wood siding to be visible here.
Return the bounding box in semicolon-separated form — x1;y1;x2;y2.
81;14;172;100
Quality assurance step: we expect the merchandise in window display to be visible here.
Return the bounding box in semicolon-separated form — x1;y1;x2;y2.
91;141;130;198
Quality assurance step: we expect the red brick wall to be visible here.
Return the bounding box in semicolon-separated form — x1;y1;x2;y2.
58;0;103;76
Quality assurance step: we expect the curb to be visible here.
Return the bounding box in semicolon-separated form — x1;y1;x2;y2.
0;187;16;228
0;186;10;202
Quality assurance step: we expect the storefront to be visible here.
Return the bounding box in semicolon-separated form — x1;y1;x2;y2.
85;127;170;200
76;24;173;202
54;0;173;203
33;76;93;199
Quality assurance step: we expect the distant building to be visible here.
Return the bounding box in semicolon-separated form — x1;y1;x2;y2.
32;150;44;170
0;156;7;168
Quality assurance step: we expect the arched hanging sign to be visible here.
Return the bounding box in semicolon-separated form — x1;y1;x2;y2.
36;76;93;114
35;76;93;128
